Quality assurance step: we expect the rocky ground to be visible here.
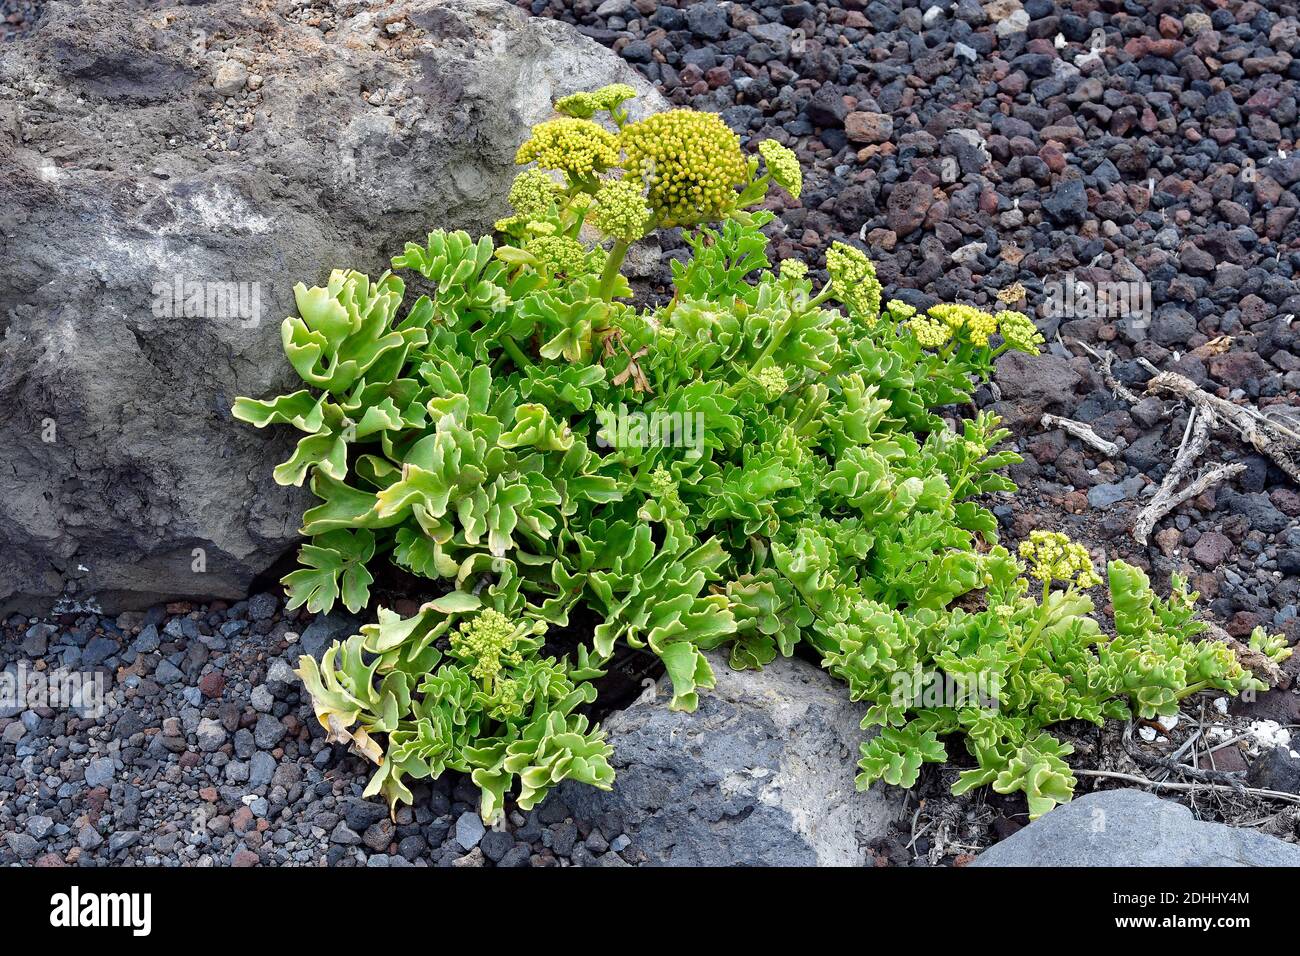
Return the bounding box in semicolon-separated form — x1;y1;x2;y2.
0;596;650;867
0;0;37;42
4;0;1300;866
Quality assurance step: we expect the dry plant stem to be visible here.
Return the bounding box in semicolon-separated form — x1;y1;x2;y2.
1131;408;1245;545
1123;720;1242;785
1140;361;1300;484
1076;340;1141;403
1040;414;1120;457
1075;768;1300;805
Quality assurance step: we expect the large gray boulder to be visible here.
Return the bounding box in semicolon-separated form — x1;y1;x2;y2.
973;789;1300;867
0;0;661;614
560;652;907;866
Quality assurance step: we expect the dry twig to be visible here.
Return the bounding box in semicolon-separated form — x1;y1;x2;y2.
1131;407;1246;544
1040;414;1121;457
1074;768;1300;805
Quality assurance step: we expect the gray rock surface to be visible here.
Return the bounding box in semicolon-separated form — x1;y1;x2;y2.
560;651;906;866
973;789;1300;867
0;0;662;615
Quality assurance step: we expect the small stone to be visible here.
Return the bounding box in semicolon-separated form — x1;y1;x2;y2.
341;798;388;832
247;593;278;621
1087;482;1129;509
84;756;115;788
480;830;514;863
253;713;286;750
1043;179;1088;225
248;751;276;788
1191;532;1233;567
108;831;140;854
78;826;103;851
213;61;248;96
845;111;893;144
453;811;486;850
154;660;184;684
363;819;396;852
6;832;40;860
196;717;228;752
330;822;362;845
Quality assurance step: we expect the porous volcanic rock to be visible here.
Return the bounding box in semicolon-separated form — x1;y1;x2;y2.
972;789;1300;866
0;0;661;614
559;650;907;866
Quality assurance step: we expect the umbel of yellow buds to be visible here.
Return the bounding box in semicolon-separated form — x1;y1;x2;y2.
1018;531;1101;589
593;177;653;242
996;309;1044;355
526;234;589;277
555;83;639;119
516;117;619;179
618;110;749;228
508;169;560;217
826;241;882;319
928;303;998;346
755;364;788;400
906;314;952;348
758;140;803;199
450;609;525;685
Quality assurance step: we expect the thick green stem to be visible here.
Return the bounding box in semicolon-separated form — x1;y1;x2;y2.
1018;583;1070;660
597;238;631;302
502;335;533;370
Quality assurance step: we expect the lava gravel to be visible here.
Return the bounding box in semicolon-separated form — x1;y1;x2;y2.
0;598;644;867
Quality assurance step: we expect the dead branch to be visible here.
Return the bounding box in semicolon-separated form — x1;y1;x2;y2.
1040;414;1121;457
1074;768;1300;805
1132;408;1245;544
1140;362;1300;483
1076;340;1141;403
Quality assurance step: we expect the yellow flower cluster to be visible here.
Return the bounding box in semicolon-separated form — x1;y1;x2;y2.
556;84;639;119
593;177;653;241
758;139;803;199
593;83;637;110
928;303;998;346
526;234;590;276
780;259;808;280
996;310;1045;355
649;465;677;498
508;168;559;217
1018;531;1101;589
906;314;952;348
826;241;882;318
886;299;916;319
755;364;788;400
516;118;619;179
451;609;524;684
619;110;749;227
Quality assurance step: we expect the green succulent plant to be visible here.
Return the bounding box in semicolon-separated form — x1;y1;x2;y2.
235;88;1284;824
